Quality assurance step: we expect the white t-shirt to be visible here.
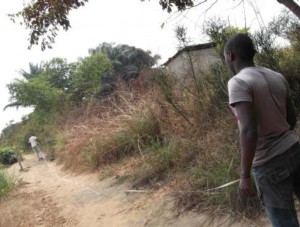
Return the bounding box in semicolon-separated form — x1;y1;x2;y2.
28;136;38;147
228;66;298;167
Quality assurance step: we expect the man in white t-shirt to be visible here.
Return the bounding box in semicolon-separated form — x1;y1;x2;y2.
225;33;300;226
28;135;44;161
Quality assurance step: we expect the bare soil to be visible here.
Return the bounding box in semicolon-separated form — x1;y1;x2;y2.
0;154;288;227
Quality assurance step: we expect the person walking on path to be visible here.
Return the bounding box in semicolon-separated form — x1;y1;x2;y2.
225;33;300;227
28;135;44;161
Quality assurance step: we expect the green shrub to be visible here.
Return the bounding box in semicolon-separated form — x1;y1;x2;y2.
0;147;17;165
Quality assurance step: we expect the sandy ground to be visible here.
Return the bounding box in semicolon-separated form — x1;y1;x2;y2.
0;154;289;227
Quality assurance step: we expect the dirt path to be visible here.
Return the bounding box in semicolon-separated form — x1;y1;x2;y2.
1;154;275;227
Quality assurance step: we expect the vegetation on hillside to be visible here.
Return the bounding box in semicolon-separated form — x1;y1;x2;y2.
1;11;300;220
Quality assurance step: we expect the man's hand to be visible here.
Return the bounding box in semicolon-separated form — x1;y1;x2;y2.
239;177;256;197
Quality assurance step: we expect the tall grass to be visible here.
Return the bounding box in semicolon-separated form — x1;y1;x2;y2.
55;82;163;171
0;171;17;198
147;63;262;217
84;109;162;168
54;65;262;217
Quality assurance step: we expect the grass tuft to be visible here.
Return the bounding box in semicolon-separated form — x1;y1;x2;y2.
0;171;18;198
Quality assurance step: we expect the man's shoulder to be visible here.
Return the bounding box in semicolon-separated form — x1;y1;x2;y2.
248;66;283;78
234;66;282;83
229;67;257;83
228;74;249;88
237;66;261;78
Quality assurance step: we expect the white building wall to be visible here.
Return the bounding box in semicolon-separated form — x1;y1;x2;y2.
165;47;221;80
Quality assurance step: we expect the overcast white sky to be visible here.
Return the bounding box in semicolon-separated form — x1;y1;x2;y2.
0;0;287;132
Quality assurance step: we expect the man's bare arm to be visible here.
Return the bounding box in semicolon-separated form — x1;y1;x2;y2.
233;101;258;197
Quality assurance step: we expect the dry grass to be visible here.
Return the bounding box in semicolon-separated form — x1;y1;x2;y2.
52;69;262;217
55;81;162;172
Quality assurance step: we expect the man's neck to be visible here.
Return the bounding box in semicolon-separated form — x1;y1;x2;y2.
235;61;255;74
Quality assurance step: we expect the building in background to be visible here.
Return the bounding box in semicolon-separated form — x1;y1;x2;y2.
163;42;220;81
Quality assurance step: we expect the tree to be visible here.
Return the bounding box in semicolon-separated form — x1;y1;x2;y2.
89;43;160;97
10;0;300;50
10;0;89;50
68;52;112;103
90;43;160;76
5;58;77;112
269;9;300;51
43;58;76;91
277;0;300;20
18;62;44;80
5;76;64;112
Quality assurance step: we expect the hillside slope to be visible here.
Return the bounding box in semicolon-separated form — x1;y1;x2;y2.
0;154;274;227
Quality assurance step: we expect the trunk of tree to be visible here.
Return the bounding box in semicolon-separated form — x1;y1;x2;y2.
277;0;300;20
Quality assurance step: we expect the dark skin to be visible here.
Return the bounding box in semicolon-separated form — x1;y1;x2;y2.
234;101;258;197
224;50;297;197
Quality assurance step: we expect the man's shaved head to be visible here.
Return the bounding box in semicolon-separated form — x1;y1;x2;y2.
224;33;256;61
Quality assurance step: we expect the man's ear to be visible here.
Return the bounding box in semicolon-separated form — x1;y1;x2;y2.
228;51;234;61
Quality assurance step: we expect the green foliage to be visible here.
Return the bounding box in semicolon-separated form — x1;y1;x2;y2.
252;29;281;71
251;11;300;111
6;75;64;112
44;58;76;90
0;147;15;153
2;43;157;152
0;117;33;149
0;151;17;166
90;43;160;97
0;171;18;198
90;43;159;74
53;134;66;154
18;62;44;80
69;52;111;103
206;63;231;109
152;140;179;169
269;9;300;51
132;140;179;188
149;68;193;124
156;0;194;12
205;19;249;58
205;14;300;112
268;11;300;111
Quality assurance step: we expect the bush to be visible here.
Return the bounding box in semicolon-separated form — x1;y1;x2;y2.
0;150;17;165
